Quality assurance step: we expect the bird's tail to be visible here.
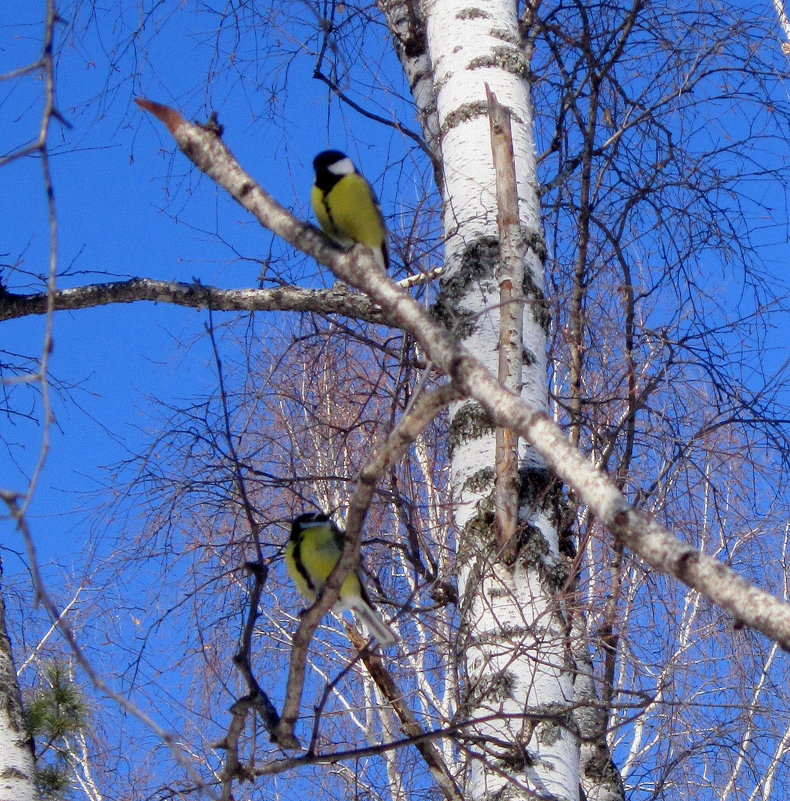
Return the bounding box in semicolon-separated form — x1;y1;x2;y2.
372;245;389;272
348;598;399;646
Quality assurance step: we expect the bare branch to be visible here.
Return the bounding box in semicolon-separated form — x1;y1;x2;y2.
346;624;464;801
138;98;790;648
0;278;391;325
486;85;524;554
136;97;790;649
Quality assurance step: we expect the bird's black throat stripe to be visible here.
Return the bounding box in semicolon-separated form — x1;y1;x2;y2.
321;195;342;239
293;536;316;594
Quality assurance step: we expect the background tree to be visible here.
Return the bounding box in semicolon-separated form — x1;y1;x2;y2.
24;661;89;798
2;1;790;800
0;560;37;801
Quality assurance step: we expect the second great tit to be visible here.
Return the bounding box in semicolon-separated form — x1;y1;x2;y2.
311;150;389;272
286;511;398;646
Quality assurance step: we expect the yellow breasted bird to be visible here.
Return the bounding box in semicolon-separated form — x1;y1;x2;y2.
311;150;389;271
286;511;398;646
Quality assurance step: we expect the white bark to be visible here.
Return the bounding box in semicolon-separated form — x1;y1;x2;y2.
0;586;37;801
573;644;625;801
773;0;790;47
424;0;578;798
377;0;441;164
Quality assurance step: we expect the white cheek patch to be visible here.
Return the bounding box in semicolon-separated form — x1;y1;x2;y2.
328;157;356;176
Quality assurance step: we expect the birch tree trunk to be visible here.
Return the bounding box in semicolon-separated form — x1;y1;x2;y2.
424;0;579;797
0;575;37;801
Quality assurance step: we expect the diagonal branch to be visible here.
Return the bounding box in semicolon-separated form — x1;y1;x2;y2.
346;624;464;801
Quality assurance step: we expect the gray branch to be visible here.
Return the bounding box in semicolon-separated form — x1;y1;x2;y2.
0;278;389;325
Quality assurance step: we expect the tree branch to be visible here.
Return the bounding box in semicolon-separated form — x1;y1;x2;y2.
0;277;390;325
487;85;523;555
346;624;465;801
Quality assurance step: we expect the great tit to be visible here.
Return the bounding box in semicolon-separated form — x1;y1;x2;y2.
311;150;389;271
286;511;398;646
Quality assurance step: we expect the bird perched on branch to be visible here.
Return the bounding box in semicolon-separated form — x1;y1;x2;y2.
286;511;398;646
311;150;389;271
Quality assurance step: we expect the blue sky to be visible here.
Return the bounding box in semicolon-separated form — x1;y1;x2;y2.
1;1;416;580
